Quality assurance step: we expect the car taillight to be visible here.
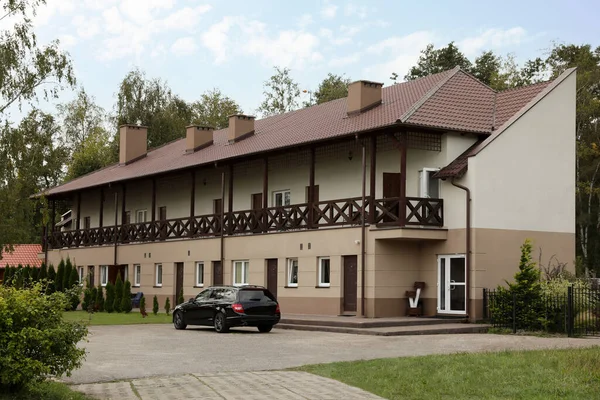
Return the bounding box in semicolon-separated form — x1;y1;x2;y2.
232;303;244;313
275;304;280;314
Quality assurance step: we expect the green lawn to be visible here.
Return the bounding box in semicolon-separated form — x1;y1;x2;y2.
63;310;172;325
0;381;93;400
298;347;600;400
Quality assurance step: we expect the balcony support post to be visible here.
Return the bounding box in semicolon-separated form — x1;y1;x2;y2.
51;199;56;233
399;131;407;226
190;171;195;237
76;192;81;230
228;164;233;235
262;157;268;232
99;188;104;228
308;147;315;229
369;135;376;224
150;178;156;239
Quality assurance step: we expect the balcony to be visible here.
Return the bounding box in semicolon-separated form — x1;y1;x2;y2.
46;196;443;249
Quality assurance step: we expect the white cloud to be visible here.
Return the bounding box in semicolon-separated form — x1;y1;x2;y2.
297;14;314;28
200;16;240;64
171;37;197;56
344;4;368;19
161;5;212;31
72;15;100;39
321;2;338;19
340;24;362;36
328;52;360;68
151;44;167;58
368;31;435;55
459;27;527;56
319;28;351;46
58;34;77;49
34;0;77;26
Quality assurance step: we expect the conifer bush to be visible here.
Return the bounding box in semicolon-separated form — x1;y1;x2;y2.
153;295;159;315
114;274;123;313
122;280;133;313
164;297;171;315
105;282;115;313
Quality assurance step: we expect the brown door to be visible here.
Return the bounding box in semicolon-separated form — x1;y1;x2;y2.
213;261;223;285
175;262;184;304
382;173;401;222
343;255;358;313
108;266;118;284
266;259;278;299
159;206;167;239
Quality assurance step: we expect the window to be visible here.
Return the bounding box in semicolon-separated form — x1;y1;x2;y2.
232;260;249;286
134;264;141;287
318;257;330;287
211;288;236;301
195;262;204;287
124;211;131;225
155;263;163;287
100;265;108;286
78;266;84;285
88;266;95;286
287;258;298;287
83;217;91;229
195;288;212;302
273;190;291;207
419;168;440;198
136;209;147;223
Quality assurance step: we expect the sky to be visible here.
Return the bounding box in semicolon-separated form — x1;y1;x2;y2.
3;0;600;121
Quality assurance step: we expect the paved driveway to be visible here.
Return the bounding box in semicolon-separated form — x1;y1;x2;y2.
66;324;597;385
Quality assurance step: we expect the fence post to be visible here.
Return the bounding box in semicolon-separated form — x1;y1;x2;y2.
512;291;517;334
482;288;488;320
567;285;574;337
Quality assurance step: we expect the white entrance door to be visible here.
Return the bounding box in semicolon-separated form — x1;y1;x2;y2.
437;255;466;314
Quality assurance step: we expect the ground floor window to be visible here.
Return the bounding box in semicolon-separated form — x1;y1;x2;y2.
88;266;95;286
318;257;330;287
100;265;108;286
196;262;204;287
287;258;298;287
155;263;162;287
233;260;249;286
78;266;84;285
134;264;141;287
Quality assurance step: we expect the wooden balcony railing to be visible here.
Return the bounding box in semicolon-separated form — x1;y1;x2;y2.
48;196;444;249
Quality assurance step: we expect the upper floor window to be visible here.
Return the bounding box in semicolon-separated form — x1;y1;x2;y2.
136;210;147;223
273;190;291;207
233;260;249;286
419;168;440;198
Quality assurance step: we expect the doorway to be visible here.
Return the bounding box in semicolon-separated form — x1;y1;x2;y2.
213;261;223;285
108;264;128;285
175;262;184;303
382;172;401;222
343;255;358;313
437;255;466;314
266;259;278;299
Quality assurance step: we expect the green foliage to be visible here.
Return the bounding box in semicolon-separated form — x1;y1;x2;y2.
63;258;73;291
104;282;115;313
152;295;159;315
257;66;300;117
0;283;87;391
46;264;56;294
122;280;132;313
177;288;184;305
30;266;39;282
164;297;171;315
2;266;12;286
22;265;31;286
190;88;242;129
307;73;351;106
14;265;23;289
140;295;146;314
404;42;472;81
68;268;80;310
38;263;47;281
82;286;92;312
113;274;123;313
95;283;104;312
55;260;64;292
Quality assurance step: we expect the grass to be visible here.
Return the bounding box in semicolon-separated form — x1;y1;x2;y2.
63;310;172;325
297;347;600;400
0;381;93;400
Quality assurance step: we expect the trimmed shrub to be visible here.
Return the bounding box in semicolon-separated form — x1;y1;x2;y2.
63;258;73;292
47;264;57;294
177;288;184;305
22;265;31;286
90;287;98;311
3;266;13;286
140;295;146;315
95;283;105;312
122;280;132;313
14;265;24;289
30;266;39;282
105;282;115;313
69;268;81;310
153;295;159;315
55;260;65;292
164;297;171;315
114;274;123;313
0;283;88;390
82;286;92;312
38;263;47;281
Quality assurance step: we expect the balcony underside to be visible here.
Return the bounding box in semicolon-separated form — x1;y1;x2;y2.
46;197;444;249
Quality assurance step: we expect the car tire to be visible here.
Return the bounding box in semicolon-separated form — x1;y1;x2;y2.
214;312;229;333
257;324;273;333
173;311;187;330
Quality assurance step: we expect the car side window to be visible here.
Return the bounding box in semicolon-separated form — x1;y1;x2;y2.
195;289;212;302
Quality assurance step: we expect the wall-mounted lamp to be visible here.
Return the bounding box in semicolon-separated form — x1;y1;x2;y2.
348;150;353;161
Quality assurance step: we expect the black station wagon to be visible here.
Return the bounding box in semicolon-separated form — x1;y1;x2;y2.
172;285;281;333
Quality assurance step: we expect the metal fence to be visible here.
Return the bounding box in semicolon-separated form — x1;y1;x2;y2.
483;286;600;337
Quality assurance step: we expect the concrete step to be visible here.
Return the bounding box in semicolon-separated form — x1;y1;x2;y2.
275;323;490;336
279;316;467;329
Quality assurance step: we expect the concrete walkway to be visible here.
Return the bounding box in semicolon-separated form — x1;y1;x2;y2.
73;371;383;400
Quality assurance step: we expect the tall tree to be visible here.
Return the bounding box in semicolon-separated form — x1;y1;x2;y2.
57;88;106;153
66;127;112;180
257;66;300;117
403;42;472;81
190;89;242;129
310;73;351;106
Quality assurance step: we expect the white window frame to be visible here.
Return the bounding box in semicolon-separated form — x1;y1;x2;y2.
136;209;148;223
232;260;249;287
419;168;441;198
100;265;108;286
133;264;141;287
78;266;84;286
195;262;204;287
272;189;291;207
318;257;331;287
287;258;298;287
155;263;163;287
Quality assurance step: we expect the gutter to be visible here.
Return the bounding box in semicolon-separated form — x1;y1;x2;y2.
360;141;367;317
450;178;471;319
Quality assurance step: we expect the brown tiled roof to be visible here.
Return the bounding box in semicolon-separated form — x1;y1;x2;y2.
494;81;551;127
433;139;484;179
43;68;567;196
0;245;42;268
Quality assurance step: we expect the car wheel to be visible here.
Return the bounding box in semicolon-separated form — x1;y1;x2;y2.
257;324;273;333
214;312;229;333
173;311;187;330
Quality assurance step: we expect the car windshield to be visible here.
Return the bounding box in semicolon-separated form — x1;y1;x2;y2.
238;289;276;302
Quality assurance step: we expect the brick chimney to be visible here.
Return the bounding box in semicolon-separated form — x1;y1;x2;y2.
228;114;255;142
347;80;384;115
119;124;147;165
186;125;213;153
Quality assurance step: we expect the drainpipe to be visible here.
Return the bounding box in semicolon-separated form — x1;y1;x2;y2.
358;135;367;317
113;192;118;267
220;170;225;268
450;178;471;320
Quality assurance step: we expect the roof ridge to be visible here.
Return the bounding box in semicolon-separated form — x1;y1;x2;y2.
498;80;551;94
398;66;461;123
454;68;498;93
